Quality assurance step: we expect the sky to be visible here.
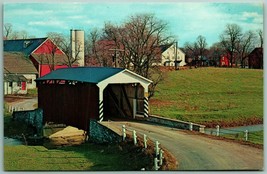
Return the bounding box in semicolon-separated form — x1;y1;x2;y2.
3;1;264;47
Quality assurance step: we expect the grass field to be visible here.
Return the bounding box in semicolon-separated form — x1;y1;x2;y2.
4;143;151;171
4;111;178;171
150;67;263;127
220;130;264;145
4;112;155;171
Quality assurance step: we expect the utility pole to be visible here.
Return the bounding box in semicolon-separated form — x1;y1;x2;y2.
175;41;179;70
109;48;124;68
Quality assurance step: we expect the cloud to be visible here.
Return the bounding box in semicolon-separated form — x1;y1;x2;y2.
163;3;263;46
241;11;263;24
28;20;68;30
4;2;263;47
67;15;87;20
5;7;54;17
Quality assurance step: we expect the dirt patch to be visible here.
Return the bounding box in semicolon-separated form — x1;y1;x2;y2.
159;66;192;72
4;95;32;103
201;117;263;128
150;99;176;107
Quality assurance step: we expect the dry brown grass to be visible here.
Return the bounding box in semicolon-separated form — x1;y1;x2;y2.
122;133;178;170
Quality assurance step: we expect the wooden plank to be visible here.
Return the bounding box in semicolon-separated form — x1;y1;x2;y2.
121;85;133;117
107;87;127;118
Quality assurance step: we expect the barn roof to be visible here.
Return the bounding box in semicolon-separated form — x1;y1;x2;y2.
4;38;48;56
4;52;38;74
36;67;125;83
31;53;76;65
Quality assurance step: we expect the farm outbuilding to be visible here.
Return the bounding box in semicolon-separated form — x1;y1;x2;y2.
36;67;152;131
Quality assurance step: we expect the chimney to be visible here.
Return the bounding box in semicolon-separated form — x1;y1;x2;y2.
70;29;85;66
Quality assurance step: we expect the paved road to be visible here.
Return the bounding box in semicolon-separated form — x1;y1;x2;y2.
101;121;263;171
6;97;38;111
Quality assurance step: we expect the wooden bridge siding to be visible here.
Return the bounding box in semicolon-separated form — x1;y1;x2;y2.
38;83;99;131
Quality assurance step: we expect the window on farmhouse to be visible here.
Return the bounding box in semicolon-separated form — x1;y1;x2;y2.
27;79;33;84
17;82;21;87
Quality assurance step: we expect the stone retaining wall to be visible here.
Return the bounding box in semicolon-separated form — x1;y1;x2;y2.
145;115;205;133
12;108;43;136
89;119;121;143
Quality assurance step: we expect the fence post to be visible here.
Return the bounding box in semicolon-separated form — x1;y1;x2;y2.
122;125;126;141
155;141;160;156
159;149;164;166
244;130;248;141
133;130;137;145
189;122;193;131
216;125;220;136
143;134;147;149
154;158;160;170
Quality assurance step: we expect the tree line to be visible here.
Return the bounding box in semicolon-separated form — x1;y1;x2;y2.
4;14;263;96
184;24;263;68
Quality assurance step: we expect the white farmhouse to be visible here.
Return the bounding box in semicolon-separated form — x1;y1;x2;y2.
157;43;186;67
4;52;38;95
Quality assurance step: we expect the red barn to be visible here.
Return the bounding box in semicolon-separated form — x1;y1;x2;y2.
220;54;230;67
248;47;263;69
4;38;76;77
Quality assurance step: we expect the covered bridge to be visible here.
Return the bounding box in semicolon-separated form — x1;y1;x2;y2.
36;67;152;131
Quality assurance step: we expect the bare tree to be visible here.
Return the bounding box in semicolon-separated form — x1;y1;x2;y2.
208;42;224;66
184;42;198;67
11;31;21;40
92;13;174;97
109;14;172;77
86;28;114;66
196;35;208;59
4;23;13;39
46;32;82;67
257;29;263;48
220;24;242;67
183;35;207;67
236;31;256;68
46;32;66;49
20;30;28;39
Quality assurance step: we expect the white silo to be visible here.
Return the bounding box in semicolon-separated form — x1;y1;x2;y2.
70;29;85;66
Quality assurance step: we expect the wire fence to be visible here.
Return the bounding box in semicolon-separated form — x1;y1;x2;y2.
208;125;263;144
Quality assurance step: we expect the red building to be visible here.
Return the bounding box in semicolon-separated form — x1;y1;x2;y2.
248;47;263;69
220;54;230;67
4;37;75;77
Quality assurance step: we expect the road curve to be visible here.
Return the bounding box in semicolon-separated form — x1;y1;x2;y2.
101;121;263;171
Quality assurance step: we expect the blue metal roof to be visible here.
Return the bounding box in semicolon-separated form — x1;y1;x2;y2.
4;38;47;56
36;67;125;83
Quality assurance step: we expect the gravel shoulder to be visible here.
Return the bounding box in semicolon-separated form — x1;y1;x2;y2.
5;97;37;110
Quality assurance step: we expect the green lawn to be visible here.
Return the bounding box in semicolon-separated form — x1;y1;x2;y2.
150;68;263;127
4;112;154;171
248;130;264;145
221;130;263;145
4;143;151;171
